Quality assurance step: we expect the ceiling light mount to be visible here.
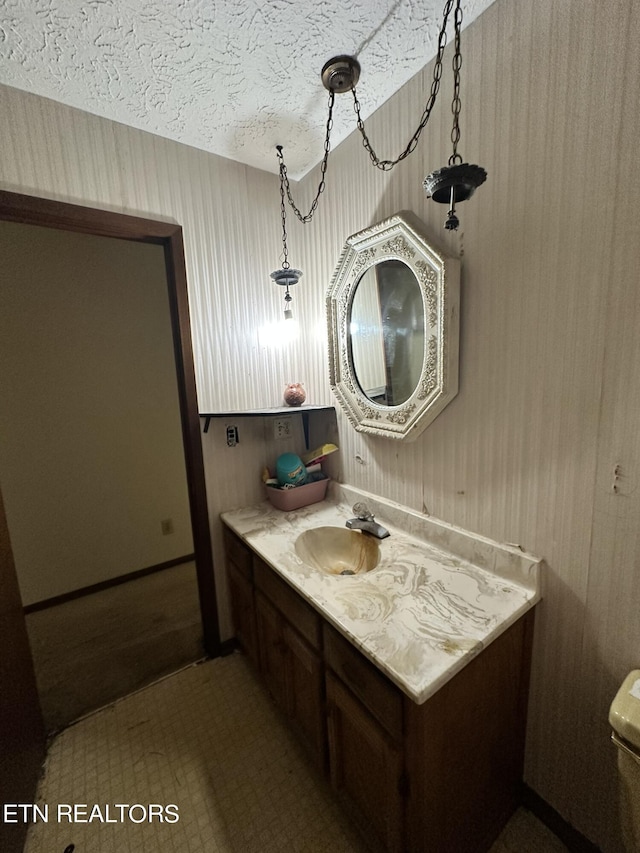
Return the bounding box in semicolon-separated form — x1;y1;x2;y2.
424;163;487;205
424;162;487;230
321;55;361;94
270;268;302;289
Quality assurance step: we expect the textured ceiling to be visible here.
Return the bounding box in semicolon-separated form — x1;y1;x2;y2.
0;0;497;179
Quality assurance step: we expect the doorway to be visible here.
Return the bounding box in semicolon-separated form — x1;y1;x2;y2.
0;190;220;731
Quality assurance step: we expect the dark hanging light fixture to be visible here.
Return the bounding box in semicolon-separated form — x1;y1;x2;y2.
270;79;340;313
423;0;486;229
270;145;303;319
272;0;486;305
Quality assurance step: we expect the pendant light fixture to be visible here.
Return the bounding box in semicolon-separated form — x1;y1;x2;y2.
270;145;302;319
271;0;486;306
422;0;486;229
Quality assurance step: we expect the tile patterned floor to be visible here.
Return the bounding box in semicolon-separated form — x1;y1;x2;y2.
24;654;567;853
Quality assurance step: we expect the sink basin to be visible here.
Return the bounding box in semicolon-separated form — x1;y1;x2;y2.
294;526;381;575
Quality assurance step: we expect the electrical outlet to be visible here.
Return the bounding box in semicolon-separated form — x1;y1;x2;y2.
226;425;239;447
161;518;174;535
273;417;293;440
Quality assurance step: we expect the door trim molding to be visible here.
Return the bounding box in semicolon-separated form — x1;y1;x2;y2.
0;190;221;656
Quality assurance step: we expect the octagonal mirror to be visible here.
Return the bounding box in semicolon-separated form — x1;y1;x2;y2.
327;211;460;441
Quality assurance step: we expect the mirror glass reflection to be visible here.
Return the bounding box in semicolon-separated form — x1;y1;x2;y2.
349;260;425;406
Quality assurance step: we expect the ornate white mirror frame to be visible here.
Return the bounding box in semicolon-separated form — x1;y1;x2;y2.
327;211;460;441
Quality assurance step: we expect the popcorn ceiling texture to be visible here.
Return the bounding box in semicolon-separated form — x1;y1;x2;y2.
0;0;496;178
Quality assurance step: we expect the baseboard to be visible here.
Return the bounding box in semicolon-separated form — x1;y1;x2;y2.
23;554;195;614
218;638;239;657
522;784;602;853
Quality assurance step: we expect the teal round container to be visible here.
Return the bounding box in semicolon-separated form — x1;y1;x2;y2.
276;453;307;486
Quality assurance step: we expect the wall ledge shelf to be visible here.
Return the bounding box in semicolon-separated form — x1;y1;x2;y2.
200;405;335;447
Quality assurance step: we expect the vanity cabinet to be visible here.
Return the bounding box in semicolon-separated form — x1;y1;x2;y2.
325;624;405;851
224;526;259;669
281;620;326;768
229;537;327;771
254;591;289;708
402;616;534;852
223;526;535;853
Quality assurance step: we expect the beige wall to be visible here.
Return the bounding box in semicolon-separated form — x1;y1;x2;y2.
0;223;193;605
1;0;639;846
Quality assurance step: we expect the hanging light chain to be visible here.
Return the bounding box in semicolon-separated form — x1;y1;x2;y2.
352;0;457;171
449;0;463;165
276;89;335;225
273;0;480;241
277;150;290;269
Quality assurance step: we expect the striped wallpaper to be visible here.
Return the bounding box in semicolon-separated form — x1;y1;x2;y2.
1;0;639;848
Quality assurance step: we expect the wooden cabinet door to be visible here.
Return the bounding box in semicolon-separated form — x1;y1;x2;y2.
404;613;534;853
326;671;404;853
255;591;288;710
283;622;326;771
227;562;259;669
256;593;327;772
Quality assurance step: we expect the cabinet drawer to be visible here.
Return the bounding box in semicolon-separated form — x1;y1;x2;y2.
223;526;252;580
324;623;403;740
253;557;322;650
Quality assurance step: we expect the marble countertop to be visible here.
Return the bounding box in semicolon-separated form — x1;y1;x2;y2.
221;483;542;705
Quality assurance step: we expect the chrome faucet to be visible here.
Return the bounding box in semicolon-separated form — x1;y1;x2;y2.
345;502;390;539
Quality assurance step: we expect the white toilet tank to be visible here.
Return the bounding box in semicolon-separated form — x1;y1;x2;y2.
609;670;640;851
